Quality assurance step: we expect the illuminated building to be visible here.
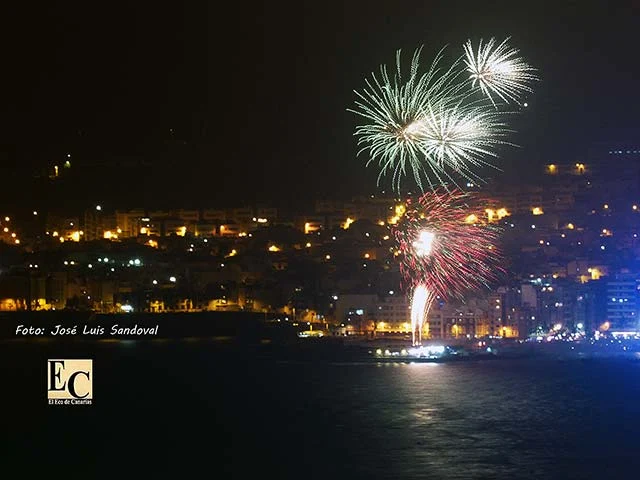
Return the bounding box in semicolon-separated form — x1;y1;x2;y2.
302;217;324;233
605;273;640;333
375;294;411;332
161;218;189;236
201;209;225;222
176;209;199;223
115;209;145;238
218;223;241;237
193;223;217;237
230;207;254;229
334;294;378;333
427;306;487;340
255;207;277;222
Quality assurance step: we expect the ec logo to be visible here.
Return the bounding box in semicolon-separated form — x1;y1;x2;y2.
47;359;93;405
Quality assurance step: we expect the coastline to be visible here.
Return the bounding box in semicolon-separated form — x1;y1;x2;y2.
2;310;640;363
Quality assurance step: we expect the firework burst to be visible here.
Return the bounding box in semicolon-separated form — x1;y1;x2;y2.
349;47;464;192
463;37;538;106
393;189;503;344
419;100;511;183
350;37;537;193
392;189;503;300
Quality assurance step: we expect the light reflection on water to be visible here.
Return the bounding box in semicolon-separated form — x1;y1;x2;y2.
247;358;640;479
4;341;640;479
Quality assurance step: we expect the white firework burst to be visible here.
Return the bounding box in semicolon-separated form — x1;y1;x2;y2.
419;100;511;184
349;47;464;192
350;38;537;193
463;37;538;106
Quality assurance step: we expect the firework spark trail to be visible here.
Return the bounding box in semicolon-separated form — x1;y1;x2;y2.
350;37;537;193
410;284;434;346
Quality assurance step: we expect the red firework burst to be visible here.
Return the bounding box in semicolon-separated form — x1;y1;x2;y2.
392;188;503;301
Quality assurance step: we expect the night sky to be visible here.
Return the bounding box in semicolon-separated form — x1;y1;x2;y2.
0;2;638;213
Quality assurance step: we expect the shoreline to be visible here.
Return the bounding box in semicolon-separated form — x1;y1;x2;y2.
3;335;640;364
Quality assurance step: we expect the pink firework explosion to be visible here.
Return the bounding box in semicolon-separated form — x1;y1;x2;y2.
392;189;504;301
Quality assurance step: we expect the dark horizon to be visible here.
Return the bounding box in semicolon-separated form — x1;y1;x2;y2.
1;1;638;211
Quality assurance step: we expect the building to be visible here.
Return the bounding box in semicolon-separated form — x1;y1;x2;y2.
334;294;378;333
374;294;410;332
605;273;640;333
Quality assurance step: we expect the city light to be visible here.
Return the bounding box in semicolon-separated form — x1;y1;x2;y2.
388;204;406;224
484;207;511;223
495;208;510;219
343;217;355;229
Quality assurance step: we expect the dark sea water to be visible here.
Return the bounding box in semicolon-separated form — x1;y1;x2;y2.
2;339;640;479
